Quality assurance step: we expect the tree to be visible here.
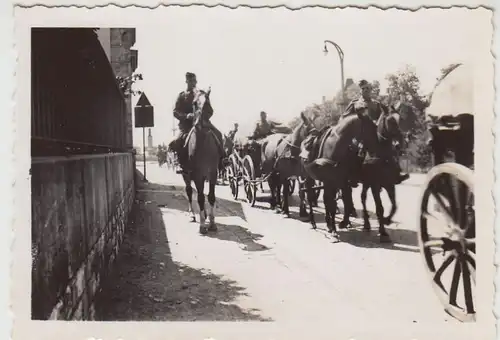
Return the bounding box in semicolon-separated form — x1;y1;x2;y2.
117;73;143;97
384;64;431;170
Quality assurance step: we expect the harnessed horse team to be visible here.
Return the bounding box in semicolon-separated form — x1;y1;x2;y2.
168;73;408;242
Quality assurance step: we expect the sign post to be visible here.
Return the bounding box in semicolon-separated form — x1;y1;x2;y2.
134;92;154;181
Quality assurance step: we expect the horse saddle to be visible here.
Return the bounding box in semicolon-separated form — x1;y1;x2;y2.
300;126;333;162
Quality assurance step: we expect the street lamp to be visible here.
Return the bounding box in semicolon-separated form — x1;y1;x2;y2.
323;40;346;112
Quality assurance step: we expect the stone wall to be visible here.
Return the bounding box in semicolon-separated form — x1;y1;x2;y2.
31;152;135;320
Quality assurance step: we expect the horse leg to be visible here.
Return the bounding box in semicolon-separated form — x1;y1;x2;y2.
339;186;352;229
323;186;339;240
207;176;217;232
343;185;357;218
276;175;283;213
330;188;340;241
195;179;208;235
281;175;290;217
306;178;317;228
371;184;391;243
312;181;320;207
383;184;397;226
268;174;277;210
298;177;308;218
184;175;196;222
361;183;371;231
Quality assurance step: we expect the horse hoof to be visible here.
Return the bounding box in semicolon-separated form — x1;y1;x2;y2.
199;226;208;235
379;234;392;243
208;223;217;232
350;211;358;218
190;216;196;223
331;232;340;242
383;217;393;225
338;221;349;229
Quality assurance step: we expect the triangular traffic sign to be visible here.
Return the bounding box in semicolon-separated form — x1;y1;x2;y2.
136;92;152;107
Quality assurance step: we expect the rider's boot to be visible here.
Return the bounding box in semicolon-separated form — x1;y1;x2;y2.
175;149;190;175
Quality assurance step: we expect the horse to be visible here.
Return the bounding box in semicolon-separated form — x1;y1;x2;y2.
338;108;404;231
302;110;395;243
181;89;223;234
261;112;315;216
297;126;350;227
357;111;404;232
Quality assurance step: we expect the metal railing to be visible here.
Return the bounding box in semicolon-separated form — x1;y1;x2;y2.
31;28;129;157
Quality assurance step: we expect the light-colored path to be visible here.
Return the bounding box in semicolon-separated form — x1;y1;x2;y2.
97;162;474;333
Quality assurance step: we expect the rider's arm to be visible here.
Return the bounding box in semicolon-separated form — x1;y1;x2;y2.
252;123;260;138
173;92;188;120
342;100;356;116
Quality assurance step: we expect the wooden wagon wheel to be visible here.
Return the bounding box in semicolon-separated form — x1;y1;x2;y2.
227;154;240;200
418;163;475;322
242;155;257;207
226;161;238;200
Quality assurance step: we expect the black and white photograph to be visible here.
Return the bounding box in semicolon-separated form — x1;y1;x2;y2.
12;3;495;340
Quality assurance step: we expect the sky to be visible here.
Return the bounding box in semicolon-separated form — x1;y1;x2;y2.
129;6;490;147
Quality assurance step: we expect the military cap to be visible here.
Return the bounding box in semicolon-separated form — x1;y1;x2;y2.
358;79;370;87
185;72;197;80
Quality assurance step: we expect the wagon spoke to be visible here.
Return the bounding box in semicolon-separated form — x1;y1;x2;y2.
465;238;475;247
461;255;475;313
423;237;444;249
421;210;454;233
433;252;455;290
449;258;462;306
444;174;460;224
429;187;455;226
457;179;470;230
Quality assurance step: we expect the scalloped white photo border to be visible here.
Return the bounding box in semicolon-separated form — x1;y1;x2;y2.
3;1;498;339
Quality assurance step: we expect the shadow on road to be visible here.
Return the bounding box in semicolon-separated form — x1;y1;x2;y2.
143;182;247;223
95;177;271;321
203;223;269;252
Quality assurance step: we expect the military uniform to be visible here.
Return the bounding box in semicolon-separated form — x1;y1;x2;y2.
252;120;273;139
170;89;196;173
341;96;385;122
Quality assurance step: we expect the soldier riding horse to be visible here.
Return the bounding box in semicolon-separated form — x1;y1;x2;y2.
168;72;224;176
168;72;224;233
300;80;408;243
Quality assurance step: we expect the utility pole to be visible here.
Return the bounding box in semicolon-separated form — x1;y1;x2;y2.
323;40;346;113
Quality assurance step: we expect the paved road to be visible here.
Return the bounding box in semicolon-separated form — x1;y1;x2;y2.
97;161;459;326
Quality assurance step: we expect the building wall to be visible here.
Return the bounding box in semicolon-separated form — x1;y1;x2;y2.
95;29;111;62
31;28;137;320
31;153;135;320
111;28;136;150
96;28;137;150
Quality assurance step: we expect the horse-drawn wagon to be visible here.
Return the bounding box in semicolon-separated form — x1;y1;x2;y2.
417;63;475;322
224;114;312;210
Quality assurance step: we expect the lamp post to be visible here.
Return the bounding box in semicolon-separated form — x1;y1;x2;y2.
323;40;346;112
